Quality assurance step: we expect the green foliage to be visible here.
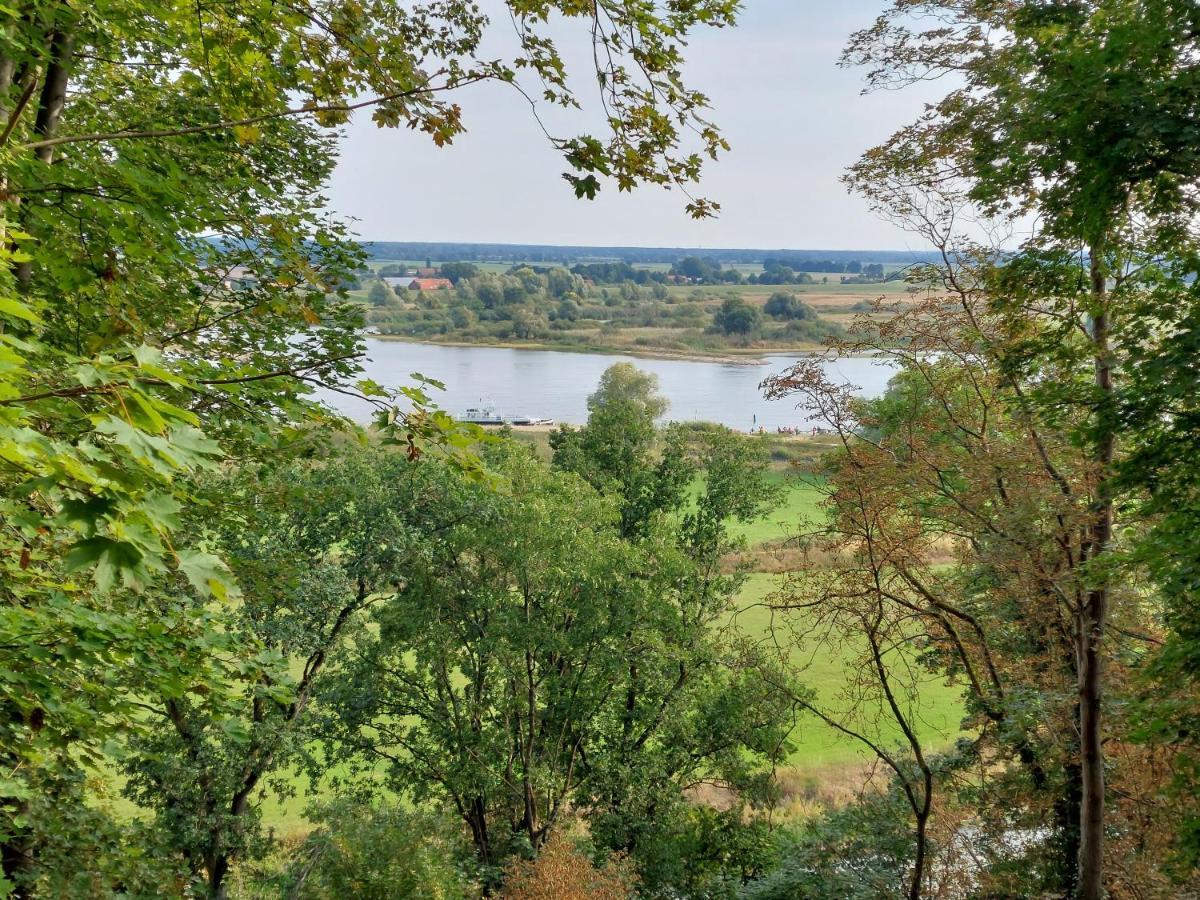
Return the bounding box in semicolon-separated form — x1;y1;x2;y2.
713;296;761;336
6;768;191;899
439;261;480;284
1;0;739;881
840;0;1200;891
122;449;427;896
315;402;792;892
281;800;474;900
762;293;814;320
551;364;690;537
366;280;396;306
740;784;917;900
672;256;724;282
596;805;777;900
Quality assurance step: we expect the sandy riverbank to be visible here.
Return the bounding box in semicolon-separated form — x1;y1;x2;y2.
368;334;850;365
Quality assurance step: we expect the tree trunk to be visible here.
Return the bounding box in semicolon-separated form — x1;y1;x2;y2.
1078;580;1107;900
1077;249;1113;900
1056;758;1083;898
15;26;73;289
466;796;491;866
206;853;229;900
909;808;928;900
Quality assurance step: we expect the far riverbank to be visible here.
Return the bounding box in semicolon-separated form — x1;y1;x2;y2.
369;333;883;365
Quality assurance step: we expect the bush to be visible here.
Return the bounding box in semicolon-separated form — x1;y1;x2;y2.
763;293;816;320
739;788;915;900
780;317;841;343
713;297;761;336
499;831;636;900
12;776;190;899
282;800;475;900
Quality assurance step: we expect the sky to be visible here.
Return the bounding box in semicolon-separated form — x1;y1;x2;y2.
325;1;947;252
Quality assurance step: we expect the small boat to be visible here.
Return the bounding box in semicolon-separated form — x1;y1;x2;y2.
460;404;507;425
460;401;552;427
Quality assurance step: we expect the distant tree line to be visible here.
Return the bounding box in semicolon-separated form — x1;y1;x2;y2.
363;241;941;267
354;257;898;294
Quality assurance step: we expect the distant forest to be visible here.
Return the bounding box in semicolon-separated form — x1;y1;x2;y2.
363;241;942;266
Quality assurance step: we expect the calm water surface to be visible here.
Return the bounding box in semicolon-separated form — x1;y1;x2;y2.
322;338;897;431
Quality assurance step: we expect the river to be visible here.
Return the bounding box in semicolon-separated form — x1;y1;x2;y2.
320;338;897;431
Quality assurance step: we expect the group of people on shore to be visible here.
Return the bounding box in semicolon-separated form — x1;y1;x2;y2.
742;424;833;436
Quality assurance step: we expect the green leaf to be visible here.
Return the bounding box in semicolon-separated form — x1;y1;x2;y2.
0;295;41;325
177;549;238;601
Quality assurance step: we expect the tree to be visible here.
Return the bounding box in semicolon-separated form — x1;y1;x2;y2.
0;0;743;880
671;256;721;282
506;305;548;340
556;298;581;322
713;296;760;336
450;305;477;329
841;1;1200;893
440;261;479;284
765;331;1119;896
763;293;814;321
545;267;577;299
550;364;685;537
367;280;396;306
123;448;424;898
323;437;791;892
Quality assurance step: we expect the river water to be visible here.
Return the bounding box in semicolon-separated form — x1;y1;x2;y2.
320;338;897;430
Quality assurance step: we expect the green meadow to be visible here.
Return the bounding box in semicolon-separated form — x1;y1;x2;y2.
730;573;965;767
723;464;965;768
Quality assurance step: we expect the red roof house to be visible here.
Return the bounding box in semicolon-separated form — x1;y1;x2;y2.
409;277;453;291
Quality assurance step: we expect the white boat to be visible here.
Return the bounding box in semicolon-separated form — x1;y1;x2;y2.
459;403;553;426
460;404;507;425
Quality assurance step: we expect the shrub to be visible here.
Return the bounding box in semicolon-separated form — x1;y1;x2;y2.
739;788;914;900
499;831;636;900
283;800;475;900
713;297;761;336
763;293;816;320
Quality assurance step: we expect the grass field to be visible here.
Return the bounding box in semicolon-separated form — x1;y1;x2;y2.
727;468;827;546
718;463;965;768
676;457;967;769
730;573;964;768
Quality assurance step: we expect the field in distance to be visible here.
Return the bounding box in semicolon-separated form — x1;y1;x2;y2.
348;254;917;360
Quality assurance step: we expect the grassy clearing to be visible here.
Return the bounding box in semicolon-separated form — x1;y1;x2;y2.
728;468;827;547
717;457;966;770
730;573;965;767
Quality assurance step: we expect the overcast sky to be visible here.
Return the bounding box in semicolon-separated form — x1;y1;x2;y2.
325;0;945;251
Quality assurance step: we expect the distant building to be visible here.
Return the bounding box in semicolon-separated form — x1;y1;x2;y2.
382;275;416;289
416;267;439;278
409;277;453;291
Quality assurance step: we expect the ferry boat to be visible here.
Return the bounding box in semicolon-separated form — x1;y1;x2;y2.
459;404;553;427
460;404;507;425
